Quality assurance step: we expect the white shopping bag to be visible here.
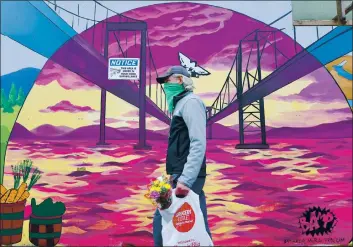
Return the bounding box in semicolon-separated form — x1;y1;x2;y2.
159;189;213;246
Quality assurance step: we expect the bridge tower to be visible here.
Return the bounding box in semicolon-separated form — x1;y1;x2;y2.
98;21;151;150
235;33;269;149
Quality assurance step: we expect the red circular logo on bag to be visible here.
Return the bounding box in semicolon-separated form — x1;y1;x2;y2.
172;202;196;232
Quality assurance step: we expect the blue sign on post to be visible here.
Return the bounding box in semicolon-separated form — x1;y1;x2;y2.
108;58;140;80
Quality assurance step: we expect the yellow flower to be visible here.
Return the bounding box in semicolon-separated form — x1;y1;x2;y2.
164;184;171;190
153;180;160;186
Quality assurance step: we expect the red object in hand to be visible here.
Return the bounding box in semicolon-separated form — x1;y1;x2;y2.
175;182;190;198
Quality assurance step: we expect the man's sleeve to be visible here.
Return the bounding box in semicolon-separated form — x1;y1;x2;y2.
177;98;206;188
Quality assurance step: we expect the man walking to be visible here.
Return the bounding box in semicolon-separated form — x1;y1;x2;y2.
153;65;212;246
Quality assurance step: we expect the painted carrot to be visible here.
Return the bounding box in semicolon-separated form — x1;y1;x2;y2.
18;190;30;202
1;189;11;203
0;184;7;197
14;182;27;202
5;189;18;203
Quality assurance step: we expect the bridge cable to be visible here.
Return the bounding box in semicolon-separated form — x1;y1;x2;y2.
160;78;163;109
252;31;280;88
113;32;125;57
316;26;320;40
78;4;80;26
112;32;139;88
46;0;96;22
118;16;121;39
101;8;109;54
210;11;292;114
28;1;115;97
277;27;352;77
293;26;297;54
149;49;152;98
213;32;267;112
92;1;97;45
220;23;337;116
126;33;128;57
241;27;352;105
147;31;159;77
92;0;144;23
242;10;292;41
32;0;139;99
147;32;158;110
47;1;147;115
147;30;168;115
156;72;158;106
243;42;255;90
273;32;278;68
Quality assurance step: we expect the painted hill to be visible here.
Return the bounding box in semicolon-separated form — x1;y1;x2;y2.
60;125;166;140
210;120;352;139
1;67;41;95
32;124;73;137
60;125;125;140
10;123;167;140
10;119;352;141
267;119;353;139
10;123;36;140
212;123;238;139
154;128;170;137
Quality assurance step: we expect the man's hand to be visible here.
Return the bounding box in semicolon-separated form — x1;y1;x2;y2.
175;181;190;198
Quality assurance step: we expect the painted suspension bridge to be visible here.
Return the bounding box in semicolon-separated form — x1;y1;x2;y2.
1;0;352;149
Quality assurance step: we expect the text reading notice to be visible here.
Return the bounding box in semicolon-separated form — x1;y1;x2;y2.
108;58;140;80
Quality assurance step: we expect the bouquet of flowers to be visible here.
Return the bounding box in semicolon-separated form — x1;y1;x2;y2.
144;174;173;210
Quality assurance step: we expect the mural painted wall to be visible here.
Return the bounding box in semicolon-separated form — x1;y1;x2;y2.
1;1;352;246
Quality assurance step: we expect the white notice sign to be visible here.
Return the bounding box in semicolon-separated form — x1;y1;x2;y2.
108;58;140;80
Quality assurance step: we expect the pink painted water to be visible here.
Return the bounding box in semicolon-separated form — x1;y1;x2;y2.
4;138;352;246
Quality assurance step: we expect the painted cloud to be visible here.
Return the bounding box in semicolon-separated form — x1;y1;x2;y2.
93;118;121;124
36;62;98;90
40;100;96;113
273;68;347;103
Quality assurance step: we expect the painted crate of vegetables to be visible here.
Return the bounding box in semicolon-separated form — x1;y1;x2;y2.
29;197;66;247
0;159;41;245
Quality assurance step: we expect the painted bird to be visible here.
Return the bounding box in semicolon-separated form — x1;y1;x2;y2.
178;52;210;78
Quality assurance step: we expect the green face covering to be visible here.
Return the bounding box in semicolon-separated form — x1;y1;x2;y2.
163;83;185;112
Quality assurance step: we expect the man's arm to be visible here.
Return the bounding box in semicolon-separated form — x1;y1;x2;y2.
177;98;207;188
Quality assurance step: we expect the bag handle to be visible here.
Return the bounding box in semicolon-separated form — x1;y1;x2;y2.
172;188;198;201
172;188;187;201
